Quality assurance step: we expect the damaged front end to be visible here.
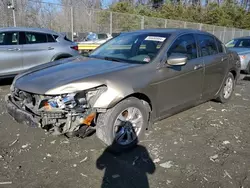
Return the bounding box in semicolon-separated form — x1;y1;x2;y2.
5;86;107;138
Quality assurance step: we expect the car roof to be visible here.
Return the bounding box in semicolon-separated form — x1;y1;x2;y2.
123;28;212;36
231;36;250;40
0;27;59;35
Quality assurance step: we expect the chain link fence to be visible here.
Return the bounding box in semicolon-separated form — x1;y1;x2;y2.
1;0;250;43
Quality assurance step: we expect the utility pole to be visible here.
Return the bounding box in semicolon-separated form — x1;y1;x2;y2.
7;0;16;27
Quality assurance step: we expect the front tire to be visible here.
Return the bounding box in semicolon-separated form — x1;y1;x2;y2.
216;72;235;103
96;97;149;153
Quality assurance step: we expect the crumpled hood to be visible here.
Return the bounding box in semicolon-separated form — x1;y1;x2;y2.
228;47;250;55
14;56;138;94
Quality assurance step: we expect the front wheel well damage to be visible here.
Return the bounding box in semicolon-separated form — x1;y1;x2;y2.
109;93;152;112
230;70;237;79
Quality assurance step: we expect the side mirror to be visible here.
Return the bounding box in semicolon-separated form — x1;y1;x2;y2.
167;54;187;66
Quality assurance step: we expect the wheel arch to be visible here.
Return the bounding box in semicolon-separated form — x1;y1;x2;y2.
215;69;237;98
229;69;237;79
104;92;154;128
51;53;73;61
107;92;153;111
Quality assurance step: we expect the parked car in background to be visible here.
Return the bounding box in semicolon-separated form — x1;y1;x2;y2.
0;27;80;78
6;29;240;152
84;32;112;43
226;36;250;74
77;32;112;54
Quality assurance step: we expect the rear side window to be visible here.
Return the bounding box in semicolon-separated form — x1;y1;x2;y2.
47;34;56;42
64;36;72;42
53;35;59;40
216;39;224;53
0;32;19;45
198;34;218;57
25;32;47;44
168;34;198;60
98;34;108;39
226;39;250;48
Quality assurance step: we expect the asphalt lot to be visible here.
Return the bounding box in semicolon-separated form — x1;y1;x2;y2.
0;75;250;188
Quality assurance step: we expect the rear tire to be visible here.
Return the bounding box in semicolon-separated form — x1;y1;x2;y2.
96;97;149;153
246;63;250;74
216;72;235;103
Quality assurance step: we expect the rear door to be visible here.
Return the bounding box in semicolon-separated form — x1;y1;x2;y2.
0;31;23;76
21;32;56;70
197;34;228;99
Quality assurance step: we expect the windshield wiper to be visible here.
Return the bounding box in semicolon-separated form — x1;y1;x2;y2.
103;56;123;62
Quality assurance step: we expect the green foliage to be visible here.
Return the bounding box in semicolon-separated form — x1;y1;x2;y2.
109;1;250;30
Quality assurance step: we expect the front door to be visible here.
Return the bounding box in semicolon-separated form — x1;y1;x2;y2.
0;31;23;76
156;34;204;118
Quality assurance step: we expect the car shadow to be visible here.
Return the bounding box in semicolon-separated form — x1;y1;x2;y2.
243;75;250;81
96;140;155;188
0;78;14;86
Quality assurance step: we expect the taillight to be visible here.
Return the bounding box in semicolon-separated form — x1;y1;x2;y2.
71;45;78;51
239;55;246;60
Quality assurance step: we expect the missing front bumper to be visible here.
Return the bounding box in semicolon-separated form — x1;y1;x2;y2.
5;94;97;137
5;94;40;128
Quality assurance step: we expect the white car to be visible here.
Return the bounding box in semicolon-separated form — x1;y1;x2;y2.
78;33;112;45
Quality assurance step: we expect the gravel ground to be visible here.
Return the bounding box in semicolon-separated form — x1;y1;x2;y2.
0;76;250;188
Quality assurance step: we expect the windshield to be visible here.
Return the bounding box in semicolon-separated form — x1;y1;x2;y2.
226;38;250;48
89;33;170;64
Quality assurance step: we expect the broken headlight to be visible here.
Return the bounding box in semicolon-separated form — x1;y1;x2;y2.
45;86;106;110
47;93;78;109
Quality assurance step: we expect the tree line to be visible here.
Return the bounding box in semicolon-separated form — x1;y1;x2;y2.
109;0;250;30
0;0;249;33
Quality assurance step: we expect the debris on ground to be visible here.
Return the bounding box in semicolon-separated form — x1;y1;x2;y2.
50;140;56;144
153;158;161;163
222;141;230;145
206;107;216;111
0;181;12;185
224;170;232;179
80;157;88;163
159;161;174;169
9;138;18;147
80;173;88;177
209;154;219;162
166;180;172;185
60;140;70;144
21;143;30;149
203;177;208;181
46;153;52;157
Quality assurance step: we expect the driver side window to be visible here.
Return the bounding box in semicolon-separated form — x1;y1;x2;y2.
168;34;197;60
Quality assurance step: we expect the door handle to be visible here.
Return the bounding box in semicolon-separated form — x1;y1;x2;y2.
7;48;20;51
194;64;203;70
48;47;54;50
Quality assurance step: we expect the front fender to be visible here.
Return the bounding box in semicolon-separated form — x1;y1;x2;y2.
93;81;134;108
